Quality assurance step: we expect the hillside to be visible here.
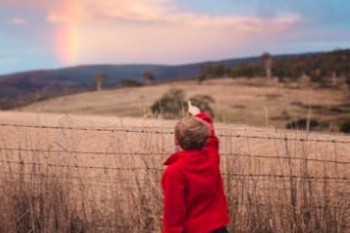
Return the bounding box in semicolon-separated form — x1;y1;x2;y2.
1;49;349;111
0;57;259;109
21;78;349;130
0;57;257;92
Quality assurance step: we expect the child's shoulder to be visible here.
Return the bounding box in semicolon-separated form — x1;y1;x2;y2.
164;151;186;166
163;162;185;181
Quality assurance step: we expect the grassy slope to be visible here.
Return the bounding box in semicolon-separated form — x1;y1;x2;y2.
21;78;347;129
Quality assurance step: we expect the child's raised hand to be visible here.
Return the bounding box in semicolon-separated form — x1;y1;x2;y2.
188;100;201;116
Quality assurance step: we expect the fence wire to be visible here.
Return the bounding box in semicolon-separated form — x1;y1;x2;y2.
1;147;349;165
1;123;350;144
0;161;349;182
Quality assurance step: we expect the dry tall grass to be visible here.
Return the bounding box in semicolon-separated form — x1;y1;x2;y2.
0;112;349;233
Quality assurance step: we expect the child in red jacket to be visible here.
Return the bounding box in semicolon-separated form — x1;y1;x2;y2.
161;101;229;233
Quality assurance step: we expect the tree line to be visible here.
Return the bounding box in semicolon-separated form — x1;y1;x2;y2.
92;49;350;90
197;49;350;85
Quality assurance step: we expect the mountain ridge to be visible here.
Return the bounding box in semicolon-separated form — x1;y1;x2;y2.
0;50;334;109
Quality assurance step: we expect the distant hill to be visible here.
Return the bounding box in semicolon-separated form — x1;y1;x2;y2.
0;57;259;84
0;56;260;109
0;50;339;109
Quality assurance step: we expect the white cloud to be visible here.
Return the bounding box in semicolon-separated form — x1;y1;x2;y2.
165;13;300;32
8;18;28;25
45;0;302;64
88;0;172;22
47;0;300;32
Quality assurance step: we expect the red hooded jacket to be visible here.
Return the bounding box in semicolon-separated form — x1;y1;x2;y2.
161;113;229;233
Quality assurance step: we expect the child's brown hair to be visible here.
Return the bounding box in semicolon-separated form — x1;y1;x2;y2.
175;117;210;150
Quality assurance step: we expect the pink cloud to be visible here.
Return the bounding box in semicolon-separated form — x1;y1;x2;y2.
76;20;257;65
1;0;301;33
80;0;300;32
43;0;301;65
88;0;171;22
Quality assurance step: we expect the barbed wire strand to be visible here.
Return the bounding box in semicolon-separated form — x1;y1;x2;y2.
8;115;350;138
0;163;348;181
0;175;148;187
1;147;349;165
0;159;161;171
0;171;159;183
1;123;350;144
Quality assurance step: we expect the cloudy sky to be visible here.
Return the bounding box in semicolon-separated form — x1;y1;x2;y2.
0;0;350;74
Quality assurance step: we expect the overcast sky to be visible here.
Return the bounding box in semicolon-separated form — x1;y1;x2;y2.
1;0;350;74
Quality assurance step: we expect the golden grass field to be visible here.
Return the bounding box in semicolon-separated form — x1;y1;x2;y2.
21;78;348;129
0;110;349;232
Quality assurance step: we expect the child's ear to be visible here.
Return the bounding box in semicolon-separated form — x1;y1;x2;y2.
173;138;181;152
174;138;179;146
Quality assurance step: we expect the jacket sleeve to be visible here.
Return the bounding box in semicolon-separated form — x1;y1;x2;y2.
162;167;186;233
195;113;220;163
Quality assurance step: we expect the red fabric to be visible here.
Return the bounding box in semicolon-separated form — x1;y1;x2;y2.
161;113;229;233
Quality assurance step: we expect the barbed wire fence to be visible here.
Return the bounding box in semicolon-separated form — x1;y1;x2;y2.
1;122;350;143
1;122;349;232
0;122;349;183
1;147;350;164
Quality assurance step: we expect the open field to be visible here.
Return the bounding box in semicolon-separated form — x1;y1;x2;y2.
0;111;349;232
21;78;349;130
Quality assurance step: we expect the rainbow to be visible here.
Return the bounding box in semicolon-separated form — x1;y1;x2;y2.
53;0;81;66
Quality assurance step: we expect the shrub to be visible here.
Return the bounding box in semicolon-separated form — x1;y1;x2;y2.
339;119;350;133
151;88;186;118
151;89;215;118
189;95;215;117
286;118;320;130
286;118;330;131
197;74;207;84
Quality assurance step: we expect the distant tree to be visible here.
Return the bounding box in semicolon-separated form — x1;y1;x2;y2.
230;63;262;78
197;63;230;84
197;74;207;84
273;56;305;82
143;71;156;84
200;64;213;78
197;65;211;84
215;63;228;77
92;73;108;91
262;52;273;80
